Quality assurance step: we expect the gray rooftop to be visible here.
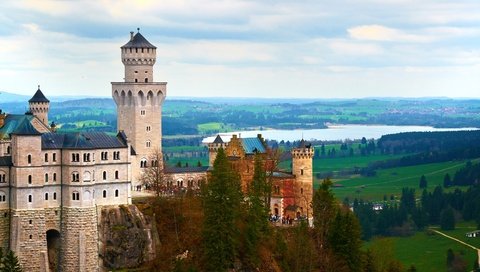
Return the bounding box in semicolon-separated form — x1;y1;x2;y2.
121;32;156;49
42;132;128;150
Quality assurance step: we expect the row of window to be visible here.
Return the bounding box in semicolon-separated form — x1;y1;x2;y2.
26;151;122;164
72;170;120;182
22;189;121;203
100;151;121;161
123;47;154;53
44;153;57;162
26;173;58;184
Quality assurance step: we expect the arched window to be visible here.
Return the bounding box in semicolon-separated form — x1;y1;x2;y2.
300;169;304;175
102;171;107;180
72;172;79;182
0;191;6;202
0;172;6;183
6;146;10;154
103;190;107;198
72;191;80;201
45;193;48;200
146;140;151;148
145;78;148;83
53;192;57;200
28;195;32;203
27;155;32;164
45;173;48;183
28;175;32;184
140;158;147;168
300;188;303;195
53;173;57;181
45;153;48;162
83;171;91;182
53;153;56;162
115;171;119;180
115;189;119;197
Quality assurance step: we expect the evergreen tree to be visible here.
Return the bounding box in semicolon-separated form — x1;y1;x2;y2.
444;173;452;188
312;179;337;253
1;250;23;272
327;209;363;272
440;207;456;230
244;153;270;266
201;148;242;271
419;175;427;189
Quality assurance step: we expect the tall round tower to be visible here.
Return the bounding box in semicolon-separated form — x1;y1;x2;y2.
112;29;167;187
29;85;50;127
291;139;314;220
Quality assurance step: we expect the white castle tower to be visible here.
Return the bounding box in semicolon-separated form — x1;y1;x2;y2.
112;29;167;186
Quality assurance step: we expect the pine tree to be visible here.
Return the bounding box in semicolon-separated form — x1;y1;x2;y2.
444;173;452;188
244;153;270;266
1;250;23;272
312;179;337;252
419;175;427;189
440;207;455;230
327;209;363;272
201;148;242;271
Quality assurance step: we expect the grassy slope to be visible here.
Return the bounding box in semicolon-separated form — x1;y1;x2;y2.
369;231;477;272
332;160;475;201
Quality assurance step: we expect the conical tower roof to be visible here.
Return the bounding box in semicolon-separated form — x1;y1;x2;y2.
121;30;156;49
29;86;49;103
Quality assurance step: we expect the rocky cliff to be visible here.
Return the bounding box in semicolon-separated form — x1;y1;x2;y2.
98;204;158;270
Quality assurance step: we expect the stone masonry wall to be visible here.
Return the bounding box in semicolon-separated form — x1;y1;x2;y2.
0;209;9;251
60;207;98;272
11;209;48;272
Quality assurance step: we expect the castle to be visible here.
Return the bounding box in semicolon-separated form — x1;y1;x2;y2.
0;30;313;271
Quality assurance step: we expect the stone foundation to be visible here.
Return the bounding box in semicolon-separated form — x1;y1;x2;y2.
60;207;98;272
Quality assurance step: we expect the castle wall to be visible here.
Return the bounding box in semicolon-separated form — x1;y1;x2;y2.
60;206;98;272
11;209;48;272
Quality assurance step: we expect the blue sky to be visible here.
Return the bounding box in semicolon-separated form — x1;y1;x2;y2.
0;0;479;98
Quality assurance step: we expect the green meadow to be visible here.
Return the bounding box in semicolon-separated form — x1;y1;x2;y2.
367;231;478;272
332;160;474;201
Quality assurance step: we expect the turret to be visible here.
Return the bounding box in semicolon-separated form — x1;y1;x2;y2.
208;135;227;166
120;28;157;83
291;139;314;219
29;85;50;127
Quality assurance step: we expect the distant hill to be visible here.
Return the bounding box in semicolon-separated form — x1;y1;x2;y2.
0;91;31;102
0;91;105;103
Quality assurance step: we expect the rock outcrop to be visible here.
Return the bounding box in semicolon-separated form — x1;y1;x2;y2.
98;205;158;270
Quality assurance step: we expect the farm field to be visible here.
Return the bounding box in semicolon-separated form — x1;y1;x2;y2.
332;160;477;201
368;231;478;272
434;221;480;249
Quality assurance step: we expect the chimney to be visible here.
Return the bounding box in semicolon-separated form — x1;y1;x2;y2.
50;121;57;133
130;31;134;41
0;110;5;128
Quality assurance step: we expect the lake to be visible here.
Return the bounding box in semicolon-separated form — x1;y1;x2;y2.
202;125;479;143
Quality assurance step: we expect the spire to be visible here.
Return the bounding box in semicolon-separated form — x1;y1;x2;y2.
29;86;50;103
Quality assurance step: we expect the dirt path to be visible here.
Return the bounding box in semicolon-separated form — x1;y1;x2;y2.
429;228;480;266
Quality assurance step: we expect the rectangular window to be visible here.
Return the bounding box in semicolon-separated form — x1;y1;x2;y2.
53;153;56;162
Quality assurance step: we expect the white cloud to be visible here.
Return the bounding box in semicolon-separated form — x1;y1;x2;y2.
348;25;432;43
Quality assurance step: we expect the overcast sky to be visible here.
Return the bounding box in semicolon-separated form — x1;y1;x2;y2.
1;0;479;98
